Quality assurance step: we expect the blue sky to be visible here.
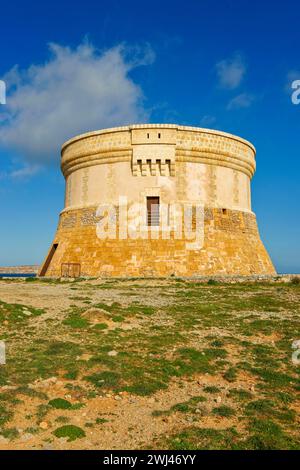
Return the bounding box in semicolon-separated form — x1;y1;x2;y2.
0;0;299;273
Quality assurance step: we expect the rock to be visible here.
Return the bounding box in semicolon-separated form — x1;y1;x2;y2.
42;444;55;450
121;325;133;330
196;406;208;416
80;353;92;361
114;395;122;401
215;396;222;403
81;308;109;323
21;433;34;441
39;422;49;430
34;376;57;388
1;385;16;391
108;350;118;357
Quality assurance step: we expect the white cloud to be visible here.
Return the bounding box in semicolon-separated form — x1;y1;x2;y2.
0;41;154;167
227;93;255;110
216;54;246;89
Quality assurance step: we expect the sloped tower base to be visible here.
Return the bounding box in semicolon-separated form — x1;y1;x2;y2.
40;207;275;277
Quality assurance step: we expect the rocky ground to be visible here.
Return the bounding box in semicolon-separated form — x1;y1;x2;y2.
0;277;299;449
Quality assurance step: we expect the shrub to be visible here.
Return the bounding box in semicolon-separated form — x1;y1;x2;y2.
53;425;85;442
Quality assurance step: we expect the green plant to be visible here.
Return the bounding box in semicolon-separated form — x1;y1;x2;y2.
63;313;89;328
203;386;220;394
212;405;236;417
53;425;86;442
0;428;19;440
85;371;120;389
48;398;73;410
49;398;84;410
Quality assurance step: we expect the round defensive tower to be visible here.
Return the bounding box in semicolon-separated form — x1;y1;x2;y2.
39;124;276;277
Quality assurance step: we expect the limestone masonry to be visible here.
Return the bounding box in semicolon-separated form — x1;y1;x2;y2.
39;124;276;277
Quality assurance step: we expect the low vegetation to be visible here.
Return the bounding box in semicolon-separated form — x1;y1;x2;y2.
0;277;299;449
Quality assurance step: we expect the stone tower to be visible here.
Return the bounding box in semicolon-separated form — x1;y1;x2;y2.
39;124;275;277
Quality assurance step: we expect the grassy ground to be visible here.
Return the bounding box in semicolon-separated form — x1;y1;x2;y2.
0;277;299;449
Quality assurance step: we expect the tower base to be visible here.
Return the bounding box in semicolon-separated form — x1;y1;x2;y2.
39;207;276;278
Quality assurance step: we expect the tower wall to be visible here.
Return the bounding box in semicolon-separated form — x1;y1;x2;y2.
40;124;275;277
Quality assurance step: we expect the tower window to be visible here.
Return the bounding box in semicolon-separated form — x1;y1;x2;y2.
147;197;160;226
147;133;150;138
158;133;161;138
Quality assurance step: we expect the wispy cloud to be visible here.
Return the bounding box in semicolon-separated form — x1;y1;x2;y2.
0;41;154;169
227;92;255;110
10;165;40;179
216;53;246;89
0;164;40;181
199;115;216;127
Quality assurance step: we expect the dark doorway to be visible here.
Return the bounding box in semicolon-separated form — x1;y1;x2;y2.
147;196;160;226
39;243;58;276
